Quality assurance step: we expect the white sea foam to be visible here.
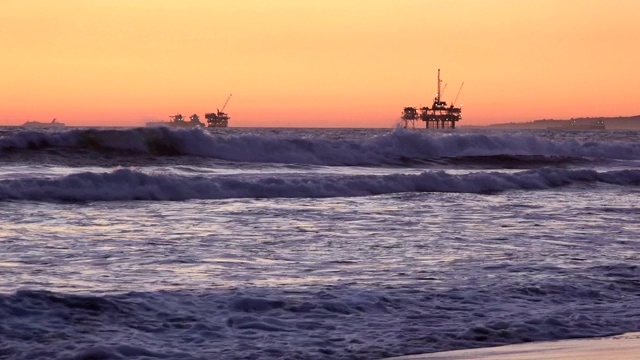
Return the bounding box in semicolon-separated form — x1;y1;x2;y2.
0;167;638;201
2;128;639;359
2;128;640;165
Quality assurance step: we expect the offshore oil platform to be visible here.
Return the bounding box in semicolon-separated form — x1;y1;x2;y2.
402;70;463;129
145;94;232;128
205;94;232;128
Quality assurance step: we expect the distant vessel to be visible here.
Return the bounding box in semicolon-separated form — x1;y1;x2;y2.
145;94;232;128
548;119;606;130
22;118;65;128
401;70;463;129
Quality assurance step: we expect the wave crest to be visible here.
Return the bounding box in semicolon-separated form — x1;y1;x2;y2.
0;168;638;202
2;128;640;166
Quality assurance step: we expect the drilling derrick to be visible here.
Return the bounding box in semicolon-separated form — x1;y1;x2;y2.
402;69;463;129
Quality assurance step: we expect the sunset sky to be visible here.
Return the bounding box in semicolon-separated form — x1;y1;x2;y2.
2;0;639;127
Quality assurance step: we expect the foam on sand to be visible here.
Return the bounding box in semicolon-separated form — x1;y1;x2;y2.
384;332;640;360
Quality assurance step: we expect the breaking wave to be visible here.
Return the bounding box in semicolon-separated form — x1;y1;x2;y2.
1;168;639;202
2;127;640;166
2;280;639;360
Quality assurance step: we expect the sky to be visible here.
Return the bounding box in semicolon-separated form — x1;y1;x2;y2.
1;0;639;128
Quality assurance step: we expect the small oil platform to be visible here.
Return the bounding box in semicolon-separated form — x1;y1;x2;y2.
205;94;232;128
145;94;233;128
162;113;204;128
170;113;185;123
402;69;463;129
189;114;204;126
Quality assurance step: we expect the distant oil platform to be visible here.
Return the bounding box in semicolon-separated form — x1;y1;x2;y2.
146;94;232;128
401;69;463;129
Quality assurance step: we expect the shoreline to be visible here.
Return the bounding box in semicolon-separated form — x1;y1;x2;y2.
384;332;640;360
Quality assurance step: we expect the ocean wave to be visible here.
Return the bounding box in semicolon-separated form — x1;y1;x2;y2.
0;167;638;202
1;283;638;360
1;127;640;166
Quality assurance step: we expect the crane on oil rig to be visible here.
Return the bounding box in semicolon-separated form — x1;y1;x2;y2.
441;83;448;99
453;82;464;107
219;94;232;113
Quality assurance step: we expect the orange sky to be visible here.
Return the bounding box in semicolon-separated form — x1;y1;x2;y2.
2;0;639;127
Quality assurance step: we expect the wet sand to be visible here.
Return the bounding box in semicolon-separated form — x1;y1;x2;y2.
384;332;640;360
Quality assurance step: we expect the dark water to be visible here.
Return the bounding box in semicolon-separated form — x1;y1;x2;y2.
1;126;639;359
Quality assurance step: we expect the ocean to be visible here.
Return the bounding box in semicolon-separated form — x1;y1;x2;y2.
1;126;639;360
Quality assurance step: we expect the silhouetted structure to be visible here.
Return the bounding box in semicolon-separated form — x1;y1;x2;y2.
168;113;203;128
144;113;204;128
402;69;463;129
206;94;232;128
145;95;232;128
22;118;66;128
170;114;184;123
189;114;203;125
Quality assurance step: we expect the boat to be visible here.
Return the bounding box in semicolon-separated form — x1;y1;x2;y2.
547;119;606;130
206;94;232;128
22;118;65;128
401;70;463;129
146;113;204;128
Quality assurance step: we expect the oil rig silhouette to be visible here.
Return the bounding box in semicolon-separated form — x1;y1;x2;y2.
205;94;232;127
402;69;463;129
146;94;232;128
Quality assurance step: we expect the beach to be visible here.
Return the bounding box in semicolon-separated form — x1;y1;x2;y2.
385;332;640;360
